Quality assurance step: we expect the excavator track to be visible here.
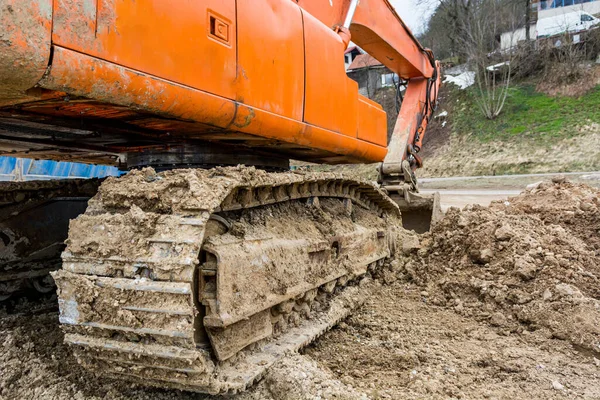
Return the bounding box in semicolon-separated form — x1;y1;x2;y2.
0;179;100;300
53;167;401;394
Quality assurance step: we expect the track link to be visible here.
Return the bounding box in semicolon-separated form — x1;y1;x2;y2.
53;167;401;394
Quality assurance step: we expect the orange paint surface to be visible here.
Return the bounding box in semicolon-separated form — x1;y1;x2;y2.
2;0;439;165
53;0;238;100
303;10;358;138
41;47;387;162
236;0;305;120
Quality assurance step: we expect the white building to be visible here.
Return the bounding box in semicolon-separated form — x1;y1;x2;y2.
500;0;600;50
500;26;531;51
538;0;600;19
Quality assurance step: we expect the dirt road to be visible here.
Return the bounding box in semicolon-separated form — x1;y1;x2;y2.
422;189;521;211
420;171;600;190
422;171;600;210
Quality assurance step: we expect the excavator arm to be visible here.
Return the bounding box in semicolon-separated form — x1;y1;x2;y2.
298;0;443;231
299;0;441;174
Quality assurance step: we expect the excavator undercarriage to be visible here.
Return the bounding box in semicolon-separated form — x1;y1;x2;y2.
53;167;400;394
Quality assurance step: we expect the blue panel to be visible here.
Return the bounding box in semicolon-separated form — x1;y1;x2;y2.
68;163;92;178
0;158;16;174
0;157;122;181
22;159;33;175
29;160;52;175
52;162;71;177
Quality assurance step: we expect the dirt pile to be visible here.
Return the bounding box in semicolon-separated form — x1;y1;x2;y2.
504;179;600;252
307;179;600;399
399;180;600;355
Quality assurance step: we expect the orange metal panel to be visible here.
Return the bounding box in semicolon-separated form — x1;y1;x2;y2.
52;0;237;100
297;0;434;79
294;0;348;30
237;0;304;120
357;96;387;147
40;47;387;163
302;10;358;138
0;0;53;106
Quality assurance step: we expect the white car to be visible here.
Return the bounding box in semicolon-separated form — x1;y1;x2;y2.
537;11;600;38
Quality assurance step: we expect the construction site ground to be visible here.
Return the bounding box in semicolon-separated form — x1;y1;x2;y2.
1;174;599;400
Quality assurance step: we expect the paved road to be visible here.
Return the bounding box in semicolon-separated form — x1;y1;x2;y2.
420;189;522;211
420;171;600;184
418;171;600;211
419;171;600;192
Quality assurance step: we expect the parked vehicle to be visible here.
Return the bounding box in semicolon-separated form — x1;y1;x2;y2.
500;11;600;51
537;11;600;38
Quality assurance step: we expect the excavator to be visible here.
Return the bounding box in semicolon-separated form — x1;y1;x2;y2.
0;0;441;394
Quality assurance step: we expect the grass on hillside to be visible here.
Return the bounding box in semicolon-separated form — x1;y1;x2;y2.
453;84;600;143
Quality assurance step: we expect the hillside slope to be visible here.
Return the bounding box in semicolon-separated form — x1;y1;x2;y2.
420;74;600;177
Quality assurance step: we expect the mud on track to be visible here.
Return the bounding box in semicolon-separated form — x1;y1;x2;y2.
0;301;363;400
2;178;600;399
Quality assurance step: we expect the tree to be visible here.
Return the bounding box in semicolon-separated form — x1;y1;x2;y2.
418;0;529;61
525;0;531;40
466;0;513;119
420;0;515;119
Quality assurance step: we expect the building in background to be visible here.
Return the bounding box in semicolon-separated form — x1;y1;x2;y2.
538;0;600;18
346;54;399;98
501;1;600;50
344;46;363;70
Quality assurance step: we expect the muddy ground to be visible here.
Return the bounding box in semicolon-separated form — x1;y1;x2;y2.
1;178;599;399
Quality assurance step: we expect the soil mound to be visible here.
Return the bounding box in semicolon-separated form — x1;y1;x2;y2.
501;179;600;252
400;180;600;356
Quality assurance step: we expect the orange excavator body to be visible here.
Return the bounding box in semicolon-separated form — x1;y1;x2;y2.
0;2;444;391
0;0;439;173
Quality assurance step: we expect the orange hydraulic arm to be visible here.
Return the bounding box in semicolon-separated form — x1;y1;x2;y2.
297;0;442;184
